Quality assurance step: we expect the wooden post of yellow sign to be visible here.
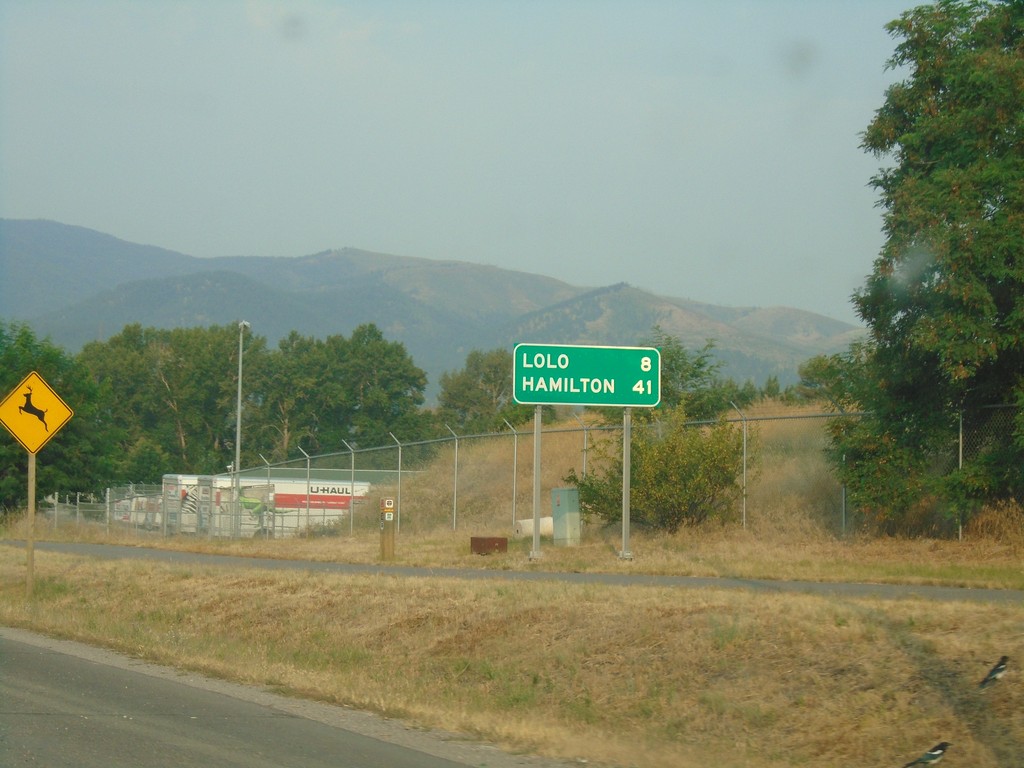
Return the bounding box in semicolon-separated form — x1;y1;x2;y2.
0;371;74;599
27;453;35;598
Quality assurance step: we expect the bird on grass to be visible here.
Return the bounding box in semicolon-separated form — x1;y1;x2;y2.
979;655;1008;689
902;741;951;767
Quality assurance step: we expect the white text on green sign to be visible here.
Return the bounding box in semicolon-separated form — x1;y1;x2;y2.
513;343;661;407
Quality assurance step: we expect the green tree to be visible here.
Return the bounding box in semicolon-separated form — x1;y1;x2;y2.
246;327;431;458
840;0;1024;526
333;324;430;446
247;331;333;459
121;436;174;483
798;346;934;531
761;376;781;400
80;322;429;475
79;324;268;477
566;407;744;532
437;348;539;434
643;327;725;420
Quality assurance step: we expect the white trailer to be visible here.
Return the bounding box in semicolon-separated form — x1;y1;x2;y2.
159;473;370;537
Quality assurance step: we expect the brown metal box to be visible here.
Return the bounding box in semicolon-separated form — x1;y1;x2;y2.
470;536;508;555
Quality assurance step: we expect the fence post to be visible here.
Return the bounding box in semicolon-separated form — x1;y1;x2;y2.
259;453;272;538
730;401;747;529
841;454;847;536
958;410;963;542
342;439;355;536
573;413;589;477
445;425;459;530
504;419;518;529
298;445;311;531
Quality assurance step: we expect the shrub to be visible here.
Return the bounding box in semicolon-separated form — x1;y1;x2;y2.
566;409;744;532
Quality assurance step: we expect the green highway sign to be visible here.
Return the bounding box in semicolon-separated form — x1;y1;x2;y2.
513;343;661;407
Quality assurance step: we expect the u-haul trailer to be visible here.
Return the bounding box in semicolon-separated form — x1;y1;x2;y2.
159;473;370;537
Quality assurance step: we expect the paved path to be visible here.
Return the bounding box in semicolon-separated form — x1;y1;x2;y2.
8;540;1022;604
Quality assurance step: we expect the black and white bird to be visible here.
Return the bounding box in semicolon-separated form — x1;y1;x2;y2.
979;655;1008;689
902;741;951;767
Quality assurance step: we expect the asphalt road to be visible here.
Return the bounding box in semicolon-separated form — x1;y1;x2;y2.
8;540;1024;604
0;627;567;768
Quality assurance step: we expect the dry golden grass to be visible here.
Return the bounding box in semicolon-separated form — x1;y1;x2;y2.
2;405;1023;766
1;547;1021;768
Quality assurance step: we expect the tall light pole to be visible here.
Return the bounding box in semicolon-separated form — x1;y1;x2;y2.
234;320;250;524
298;445;311;528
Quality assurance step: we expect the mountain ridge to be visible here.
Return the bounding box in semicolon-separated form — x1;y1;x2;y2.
0;218;862;397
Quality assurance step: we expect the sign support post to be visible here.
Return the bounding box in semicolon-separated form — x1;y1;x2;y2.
0;371;75;600
26;453;36;599
530;405;542;560
513;344;659;561
620;407;632;560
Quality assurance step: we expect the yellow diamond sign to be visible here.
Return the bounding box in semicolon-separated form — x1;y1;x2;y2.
0;371;74;454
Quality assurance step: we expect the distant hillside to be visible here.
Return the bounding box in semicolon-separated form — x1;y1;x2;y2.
498;283;862;384
0;219;199;318
0;219;863;398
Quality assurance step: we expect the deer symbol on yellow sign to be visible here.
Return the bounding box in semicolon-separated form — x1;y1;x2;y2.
0;371;74;454
18;387;49;431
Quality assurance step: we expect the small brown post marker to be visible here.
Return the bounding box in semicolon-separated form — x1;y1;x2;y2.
379;498;396;561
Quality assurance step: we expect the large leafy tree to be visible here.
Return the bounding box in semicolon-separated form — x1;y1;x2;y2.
824;0;1024;528
331;324;430;447
860;0;1024;394
79;322;430;475
248;326;430;455
247;331;335;460
79;324;268;477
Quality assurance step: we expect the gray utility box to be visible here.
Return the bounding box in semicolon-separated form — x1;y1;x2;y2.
551;487;581;546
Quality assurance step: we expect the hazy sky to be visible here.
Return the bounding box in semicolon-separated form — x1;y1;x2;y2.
1;1;915;325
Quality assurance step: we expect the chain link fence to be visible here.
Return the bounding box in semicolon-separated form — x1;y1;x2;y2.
44;406;1017;540
961;404;1017;465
